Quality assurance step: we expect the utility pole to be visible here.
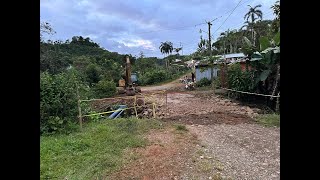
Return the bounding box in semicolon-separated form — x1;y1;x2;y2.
207;21;212;57
206;20;214;93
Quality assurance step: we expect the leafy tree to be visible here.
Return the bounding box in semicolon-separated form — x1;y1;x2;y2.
93;79;116;98
85;63;102;86
40;71;87;134
40;21;55;42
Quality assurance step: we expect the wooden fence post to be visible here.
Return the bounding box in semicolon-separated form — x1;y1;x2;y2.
166;91;168;118
152;103;156;118
76;83;83;130
134;95;138;117
276;92;280;114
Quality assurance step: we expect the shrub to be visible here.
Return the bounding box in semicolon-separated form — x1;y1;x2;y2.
227;64;255;92
40;71;82;134
93;79;116;98
139;69;167;85
85;63;101;86
196;77;211;87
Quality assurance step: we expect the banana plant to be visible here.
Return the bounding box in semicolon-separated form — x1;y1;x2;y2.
253;32;280;97
240;32;280;96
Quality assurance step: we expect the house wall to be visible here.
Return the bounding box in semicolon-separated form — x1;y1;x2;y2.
240;62;252;71
195;67;219;81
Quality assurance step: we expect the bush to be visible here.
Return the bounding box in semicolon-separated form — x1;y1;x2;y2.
139;69;167;85
85;63;101;86
227;64;255;92
40;71;81;134
196;77;211;87
93;79;116;98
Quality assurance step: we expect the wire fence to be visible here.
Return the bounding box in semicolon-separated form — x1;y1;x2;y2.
77;90;168;129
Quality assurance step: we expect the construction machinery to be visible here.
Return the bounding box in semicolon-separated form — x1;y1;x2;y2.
117;56;141;96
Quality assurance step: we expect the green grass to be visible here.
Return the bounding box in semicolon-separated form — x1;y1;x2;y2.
40;118;162;180
174;124;188;131
255;113;280;127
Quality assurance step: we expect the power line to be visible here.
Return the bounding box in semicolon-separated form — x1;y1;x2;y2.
210;10;275;39
213;0;244;35
133;0;252;35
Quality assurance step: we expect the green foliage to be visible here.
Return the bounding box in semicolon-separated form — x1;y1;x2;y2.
196;77;212;87
93;79;116;98
39;22;189;135
159;41;173;55
227;64;256;93
40;71;85;134
139;69;167;85
40;44;71;74
259;70;271;81
259;36;270;51
132;57;158;76
273;32;280;46
85;63;102;86
40;118;162;179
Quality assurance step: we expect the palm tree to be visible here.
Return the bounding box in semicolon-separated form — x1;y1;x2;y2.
244;4;263;46
174;47;182;55
271;1;280;32
197;36;207;54
159;41;173;68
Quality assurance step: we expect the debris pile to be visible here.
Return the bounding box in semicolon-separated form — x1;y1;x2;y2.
88;95;167;119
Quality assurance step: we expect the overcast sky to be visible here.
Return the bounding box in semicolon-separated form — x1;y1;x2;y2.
40;0;277;58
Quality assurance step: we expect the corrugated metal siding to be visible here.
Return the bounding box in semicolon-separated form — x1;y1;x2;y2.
131;74;137;82
195;67;220;81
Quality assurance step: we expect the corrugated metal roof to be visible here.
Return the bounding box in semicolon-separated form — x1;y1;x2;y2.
223;53;246;59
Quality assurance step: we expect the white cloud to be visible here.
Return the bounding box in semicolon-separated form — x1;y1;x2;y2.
117;38;156;51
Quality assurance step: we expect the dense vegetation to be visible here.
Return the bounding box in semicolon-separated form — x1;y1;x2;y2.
40;26;188;134
132;52;189;85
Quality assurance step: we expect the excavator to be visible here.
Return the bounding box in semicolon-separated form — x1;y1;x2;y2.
117;56;141;96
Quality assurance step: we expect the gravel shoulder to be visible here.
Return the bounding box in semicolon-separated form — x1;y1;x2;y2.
183;123;280;180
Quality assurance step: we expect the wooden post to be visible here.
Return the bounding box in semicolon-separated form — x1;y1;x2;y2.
134;95;138;117
166;91;168;118
76;83;83;130
276;92;280;113
152;103;156;118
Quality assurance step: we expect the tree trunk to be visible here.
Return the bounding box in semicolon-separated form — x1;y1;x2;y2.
270;64;280;100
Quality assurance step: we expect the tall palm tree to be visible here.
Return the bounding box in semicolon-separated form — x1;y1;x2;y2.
159;41;173;68
244;4;263;46
271;1;280;32
174;47;182;55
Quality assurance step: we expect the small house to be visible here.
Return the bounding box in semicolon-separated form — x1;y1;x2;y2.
195;64;219;81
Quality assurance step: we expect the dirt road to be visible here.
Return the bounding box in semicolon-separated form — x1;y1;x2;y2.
108;79;280;180
141;74;187;92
